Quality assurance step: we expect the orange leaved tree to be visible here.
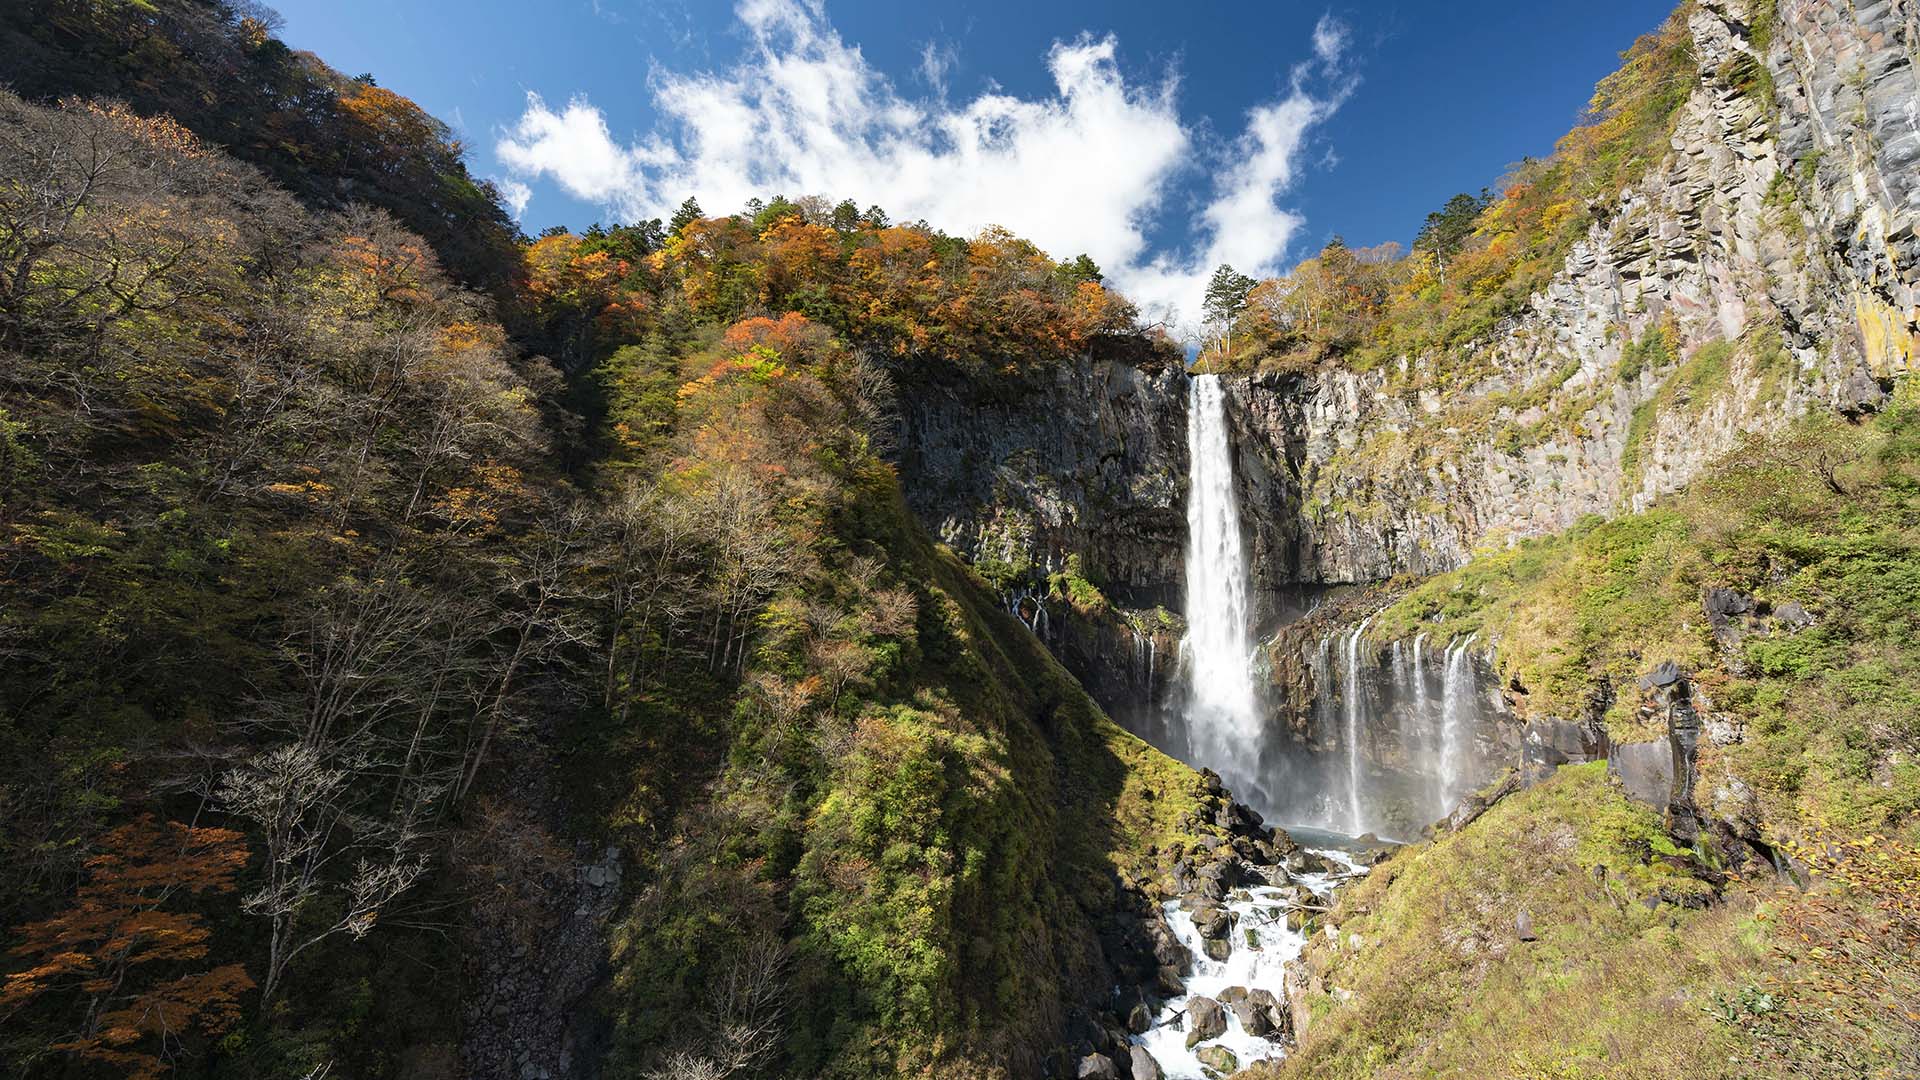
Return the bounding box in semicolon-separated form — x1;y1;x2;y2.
1;815;253;1079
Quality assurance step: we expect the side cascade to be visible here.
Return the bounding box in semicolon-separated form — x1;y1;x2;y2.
1342;618;1373;836
1305;625;1499;838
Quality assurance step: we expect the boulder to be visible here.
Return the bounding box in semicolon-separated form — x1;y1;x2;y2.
1195;1045;1239;1074
1774;601;1812;628
1152;932;1190;972
1247;989;1289;1039
1129;1046;1164;1080
1203;937;1231;962
1193;904;1231;939
1184;995;1226;1048
1703;586;1751;625
1610;740;1673;808
1704;587;1754;648
1076;1053;1119;1080
1127;1002;1152;1035
1639;659;1684;690
1155;965;1185;996
1520;717;1610;785
1227;990;1273;1036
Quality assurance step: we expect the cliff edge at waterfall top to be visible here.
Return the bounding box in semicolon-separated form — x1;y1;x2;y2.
1;2;1917;1079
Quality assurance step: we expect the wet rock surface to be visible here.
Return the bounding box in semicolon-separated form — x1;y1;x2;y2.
459;746;620;1080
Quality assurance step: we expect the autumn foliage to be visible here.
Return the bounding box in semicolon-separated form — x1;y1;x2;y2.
1216;8;1696;375
2;817;252;1079
1752;831;1920;1071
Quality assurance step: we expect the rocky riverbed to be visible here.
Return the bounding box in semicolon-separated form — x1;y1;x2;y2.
1130;840;1366;1080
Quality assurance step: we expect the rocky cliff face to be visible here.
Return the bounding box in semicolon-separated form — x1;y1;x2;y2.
893;345;1190;603
1224;0;1918;584
900;0;1918;596
890;0;1919;823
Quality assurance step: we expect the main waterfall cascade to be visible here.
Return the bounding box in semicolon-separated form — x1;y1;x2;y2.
1172;374;1502;840
1132;376;1508;1079
1177;375;1271;810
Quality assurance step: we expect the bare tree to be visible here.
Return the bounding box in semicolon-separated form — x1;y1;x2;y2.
693;468;806;674
215;743;429;1005
642;938;791;1080
453;504;596;802
597;479;702;721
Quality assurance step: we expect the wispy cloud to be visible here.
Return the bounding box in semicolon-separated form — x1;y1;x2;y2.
917;39;958;96
493;178;533;221
495;0;1355;334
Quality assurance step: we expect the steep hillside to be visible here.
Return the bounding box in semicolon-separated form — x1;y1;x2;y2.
0;0;523;294
0;24;1220;1079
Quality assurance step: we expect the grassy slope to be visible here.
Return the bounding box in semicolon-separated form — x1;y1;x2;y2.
1269;764;1764;1080
1265;388;1920;1079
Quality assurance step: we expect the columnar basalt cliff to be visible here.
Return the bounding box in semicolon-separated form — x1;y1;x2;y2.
1223;0;1918;584
893;0;1920;836
892;346;1190;602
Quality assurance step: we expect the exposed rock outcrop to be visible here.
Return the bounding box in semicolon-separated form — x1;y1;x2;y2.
893;349;1188;602
1218;0;1919;584
897;1;1917;598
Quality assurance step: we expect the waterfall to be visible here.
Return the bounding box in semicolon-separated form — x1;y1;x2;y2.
1180;375;1266;806
1413;632;1438;811
1146;634;1156;699
1412;633;1430;720
1343;618;1372;835
1437;635;1476;807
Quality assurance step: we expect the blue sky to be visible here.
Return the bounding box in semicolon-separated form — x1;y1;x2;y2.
269;0;1676;326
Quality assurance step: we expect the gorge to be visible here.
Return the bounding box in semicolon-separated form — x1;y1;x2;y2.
0;1;1916;1079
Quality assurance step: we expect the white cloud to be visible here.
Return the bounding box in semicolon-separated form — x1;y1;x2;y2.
495;0;1353;336
1313;13;1350;66
494;178;532;221
917;40;957;95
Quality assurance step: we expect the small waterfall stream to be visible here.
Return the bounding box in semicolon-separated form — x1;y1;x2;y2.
1437;635;1476;808
1341;618;1373;836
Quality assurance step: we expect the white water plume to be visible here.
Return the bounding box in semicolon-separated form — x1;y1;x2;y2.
1437;634;1477;809
1180;375;1266;806
1342;617;1372;835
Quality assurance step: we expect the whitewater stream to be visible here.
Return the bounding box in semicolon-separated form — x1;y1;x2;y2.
1131;839;1366;1078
